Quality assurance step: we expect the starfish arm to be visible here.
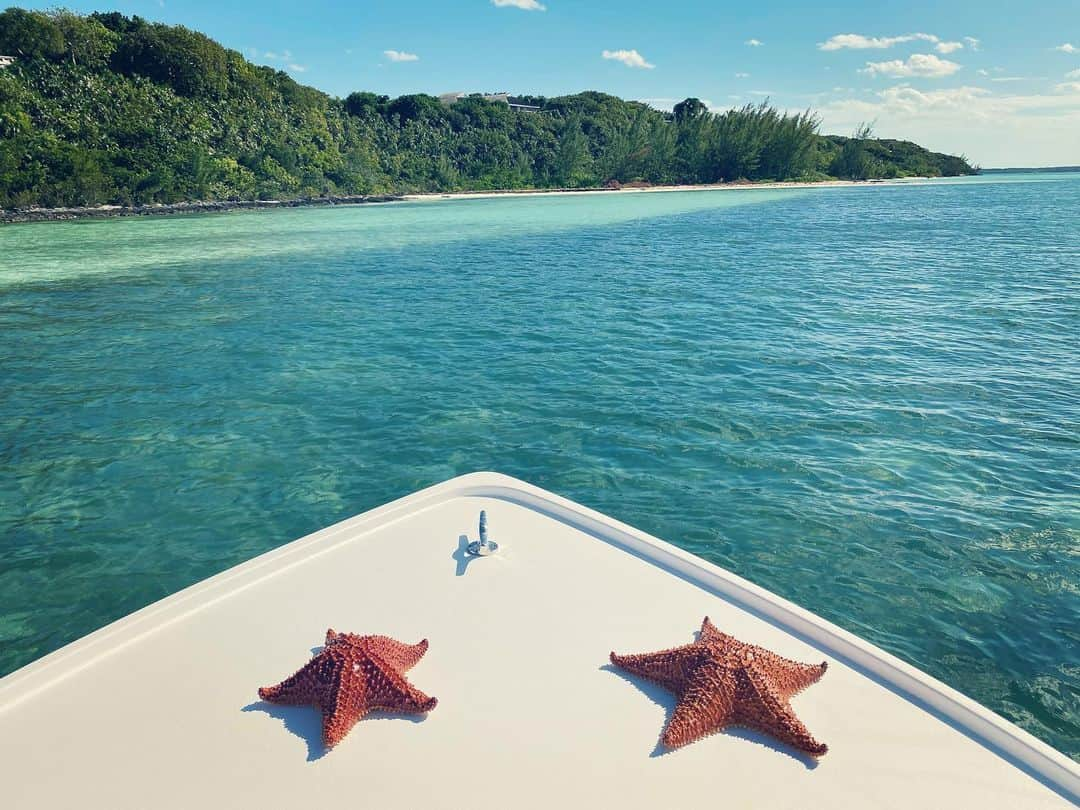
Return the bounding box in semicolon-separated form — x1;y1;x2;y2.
364;660;439;715
735;667;828;757
322;683;369;749
610;644;705;694
702;617;829;701
258;657;324;706
699;616;723;641
662;665;737;748
697;618;751;653
365;636;430;672
772;657;828;700
383;683;439;715
741;643;828;701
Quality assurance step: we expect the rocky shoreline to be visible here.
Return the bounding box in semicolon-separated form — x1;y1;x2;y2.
0;194;403;224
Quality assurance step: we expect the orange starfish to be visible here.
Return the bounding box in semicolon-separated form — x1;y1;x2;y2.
259;629;438;750
610;617;829;756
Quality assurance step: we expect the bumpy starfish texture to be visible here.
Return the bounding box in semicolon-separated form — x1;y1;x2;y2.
610;617;829;756
259;628;437;750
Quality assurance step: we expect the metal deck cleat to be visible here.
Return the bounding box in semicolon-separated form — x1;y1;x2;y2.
466;510;499;556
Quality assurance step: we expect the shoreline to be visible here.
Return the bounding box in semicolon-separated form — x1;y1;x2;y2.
401;176;938;202
0;194;402;224
1;177;943;223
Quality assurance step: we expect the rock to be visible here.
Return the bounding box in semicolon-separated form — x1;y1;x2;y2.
0;195;406;224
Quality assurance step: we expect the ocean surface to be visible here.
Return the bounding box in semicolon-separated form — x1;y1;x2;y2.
1;175;1078;759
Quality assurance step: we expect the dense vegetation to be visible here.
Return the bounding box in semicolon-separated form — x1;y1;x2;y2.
0;8;976;209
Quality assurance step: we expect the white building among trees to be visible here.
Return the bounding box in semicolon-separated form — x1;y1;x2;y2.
439;91;541;113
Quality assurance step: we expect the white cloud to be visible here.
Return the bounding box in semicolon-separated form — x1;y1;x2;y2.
977;69;989;76
749;90;773;97
992;77;1028;83
861;53;961;79
1054;43;1077;53
384;50;419;62
819;32;940;51
818;82;1080;167
287;64;307;73
491;0;546;9
735;72;750;78
745;39;763;47
602;49;655;69
825;84;981;115
1066;69;1080;79
819;33;975;56
824;83;1080;120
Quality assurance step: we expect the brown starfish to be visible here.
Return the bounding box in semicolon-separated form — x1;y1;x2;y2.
610;617;829;756
259;628;438;750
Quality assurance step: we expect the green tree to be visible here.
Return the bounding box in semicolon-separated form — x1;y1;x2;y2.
386;94;444;124
552;114;591;186
0;7;65;59
673;97;707;124
757;109;820;180
830;122;876;180
52;11;119;70
0;10;976;210
344;92;388;119
112;20;228;97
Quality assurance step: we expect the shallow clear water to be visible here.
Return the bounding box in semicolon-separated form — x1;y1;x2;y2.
2;176;1078;759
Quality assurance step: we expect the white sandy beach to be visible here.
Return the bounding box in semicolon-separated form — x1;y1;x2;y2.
401;177;939;202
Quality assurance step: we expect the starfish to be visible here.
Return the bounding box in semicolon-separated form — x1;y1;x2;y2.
610;617;829;756
258;628;438;750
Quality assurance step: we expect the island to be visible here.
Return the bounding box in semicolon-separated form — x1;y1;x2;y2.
0;9;977;220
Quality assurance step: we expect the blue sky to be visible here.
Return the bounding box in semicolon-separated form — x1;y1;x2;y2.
18;0;1080;166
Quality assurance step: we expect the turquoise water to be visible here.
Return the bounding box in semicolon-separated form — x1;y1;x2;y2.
2;176;1078;759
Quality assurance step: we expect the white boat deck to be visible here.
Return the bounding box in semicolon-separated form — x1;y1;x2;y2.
1;473;1076;808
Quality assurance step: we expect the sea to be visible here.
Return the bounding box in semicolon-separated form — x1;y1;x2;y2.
1;174;1077;758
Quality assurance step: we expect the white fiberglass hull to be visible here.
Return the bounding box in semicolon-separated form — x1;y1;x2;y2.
0;473;1076;808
